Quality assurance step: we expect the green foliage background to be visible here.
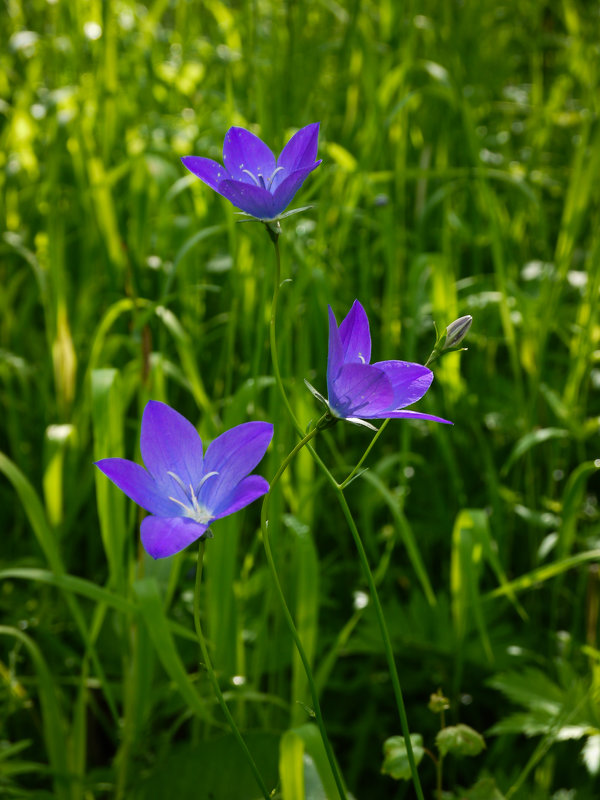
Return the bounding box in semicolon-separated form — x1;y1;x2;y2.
1;0;599;797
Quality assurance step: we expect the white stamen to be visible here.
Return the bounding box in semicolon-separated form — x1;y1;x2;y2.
169;495;193;513
241;166;284;190
194;471;219;493
242;169;261;186
167;471;189;494
166;469;219;525
267;166;284;186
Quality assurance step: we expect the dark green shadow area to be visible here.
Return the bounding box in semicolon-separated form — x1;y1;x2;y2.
135;732;280;800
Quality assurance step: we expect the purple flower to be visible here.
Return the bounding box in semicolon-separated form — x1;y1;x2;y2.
308;300;452;430
95;401;273;559
181;123;322;221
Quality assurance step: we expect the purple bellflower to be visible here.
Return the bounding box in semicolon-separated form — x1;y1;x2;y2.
181;123;322;221
95;401;273;559
306;300;452;430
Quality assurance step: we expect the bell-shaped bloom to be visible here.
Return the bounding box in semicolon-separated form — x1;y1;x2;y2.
181;123;322;221
309;300;452;430
95;401;273;559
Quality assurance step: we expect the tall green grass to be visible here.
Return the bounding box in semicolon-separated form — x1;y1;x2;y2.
1;0;599;797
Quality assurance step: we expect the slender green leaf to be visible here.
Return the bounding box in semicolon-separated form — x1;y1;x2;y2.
285;514;319;726
362;471;436;606
0;626;71;800
280;724;346;800
501;428;570;476
91;368;127;590
133;578;213;722
0;451;64;572
486;550;600;600
558;461;599;558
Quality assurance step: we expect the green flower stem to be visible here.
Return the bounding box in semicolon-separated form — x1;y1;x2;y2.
269;236;300;428
267;236;423;799
261;420;348;800
194;540;271;800
436;707;445;800
333;488;425;800
338;419;390;489
268;237;335;470
268;236;385;494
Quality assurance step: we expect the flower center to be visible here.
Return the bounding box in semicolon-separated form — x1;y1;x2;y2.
329;387;372;418
167;470;219;525
241;166;284;190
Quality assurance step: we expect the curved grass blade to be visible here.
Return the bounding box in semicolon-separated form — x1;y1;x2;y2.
500;428;570;477
280;724;347;800
0;568;197;643
92;368;127;591
361;470;436;606
0;453;119;721
0;626;71;800
133;578;214;723
486;550;600;600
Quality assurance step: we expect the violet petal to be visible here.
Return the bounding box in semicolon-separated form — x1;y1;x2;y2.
222;127;276;182
140;401;204;490
202;421;273;510
213;474;270;519
326;306;344;400
180;156;229;192
276;122;321;175
371;360;433;408
141;515;208;559
95;458;177;517
271;163;321;213
218;179;276;219
330;363;394;418
339;300;372;365
369;409;453;424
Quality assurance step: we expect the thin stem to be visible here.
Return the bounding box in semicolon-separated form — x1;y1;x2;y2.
436;759;443;799
334;489;426;800
261;421;348;800
437;708;445;800
194;540;271;800
268;237;337;475
339;419;390;489
268;236;423;798
268;236;384;493
269;236;300;428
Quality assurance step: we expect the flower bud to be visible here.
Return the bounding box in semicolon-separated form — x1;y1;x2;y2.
428;690;450;714
425;315;473;366
444;315;473;350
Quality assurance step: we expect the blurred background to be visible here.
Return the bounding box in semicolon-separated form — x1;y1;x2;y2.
1;0;599;798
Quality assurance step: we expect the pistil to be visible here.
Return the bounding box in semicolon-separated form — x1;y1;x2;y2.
167;470;219;524
241;166;284;190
